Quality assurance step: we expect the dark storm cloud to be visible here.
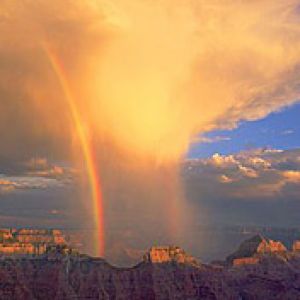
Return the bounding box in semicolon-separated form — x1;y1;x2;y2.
0;156;76;195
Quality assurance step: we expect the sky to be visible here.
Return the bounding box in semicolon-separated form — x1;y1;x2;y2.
0;0;300;260
185;101;300;235
188;102;300;158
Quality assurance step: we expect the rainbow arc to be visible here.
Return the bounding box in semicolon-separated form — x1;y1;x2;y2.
43;43;105;257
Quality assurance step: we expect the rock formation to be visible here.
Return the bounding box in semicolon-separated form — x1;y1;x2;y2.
0;235;298;299
231;256;260;266
143;246;199;266
226;234;287;265
0;228;72;256
0;246;299;299
293;240;300;252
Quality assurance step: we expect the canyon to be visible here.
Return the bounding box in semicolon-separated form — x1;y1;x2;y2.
0;233;300;299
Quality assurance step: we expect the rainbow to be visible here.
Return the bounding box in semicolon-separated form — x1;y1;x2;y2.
42;43;105;257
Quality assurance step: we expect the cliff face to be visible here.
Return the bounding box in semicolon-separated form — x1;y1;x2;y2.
143;246;199;266
293;240;300;251
0;239;300;299
0;229;70;256
226;235;287;264
0;251;300;299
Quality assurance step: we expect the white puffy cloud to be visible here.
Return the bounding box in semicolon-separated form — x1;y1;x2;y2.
183;148;300;199
192;136;231;144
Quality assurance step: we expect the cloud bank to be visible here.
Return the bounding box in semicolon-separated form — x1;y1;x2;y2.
184;149;300;199
183;148;300;226
0;0;299;162
0;157;75;194
0;0;300;254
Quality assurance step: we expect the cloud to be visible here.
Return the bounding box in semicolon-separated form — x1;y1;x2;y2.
89;0;300;161
218;174;234;184
281;129;295;135
0;180;16;194
182;148;300;228
183;148;300;200
0;176;57;192
22;157;76;180
192;136;231;144
0;0;110;164
0;157;75;194
283;170;300;183
0;0;299;163
0;0;300;253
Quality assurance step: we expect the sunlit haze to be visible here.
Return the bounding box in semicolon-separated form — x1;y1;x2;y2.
0;0;299;261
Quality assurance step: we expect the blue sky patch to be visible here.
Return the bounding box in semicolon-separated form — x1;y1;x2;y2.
188;102;300;158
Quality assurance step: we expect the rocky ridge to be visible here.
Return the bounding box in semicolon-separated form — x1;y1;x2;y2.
0;229;73;256
0;237;300;299
143;246;200;266
226;234;288;265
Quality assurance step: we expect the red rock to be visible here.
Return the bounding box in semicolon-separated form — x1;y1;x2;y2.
233;257;260;266
227;234;287;264
292;240;300;251
0;228;70;256
0;248;298;299
143;246;199;265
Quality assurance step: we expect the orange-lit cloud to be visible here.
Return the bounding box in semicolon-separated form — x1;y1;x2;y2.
0;0;299;161
0;0;300;256
87;0;300;161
